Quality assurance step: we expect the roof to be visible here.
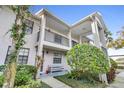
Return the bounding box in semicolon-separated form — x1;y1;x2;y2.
34;8;107;29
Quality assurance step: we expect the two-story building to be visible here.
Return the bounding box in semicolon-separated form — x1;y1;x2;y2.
0;6;108;75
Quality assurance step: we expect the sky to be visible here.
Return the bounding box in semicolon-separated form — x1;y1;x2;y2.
30;5;124;39
29;5;124;56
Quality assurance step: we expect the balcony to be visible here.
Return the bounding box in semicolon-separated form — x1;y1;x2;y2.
44;29;69;47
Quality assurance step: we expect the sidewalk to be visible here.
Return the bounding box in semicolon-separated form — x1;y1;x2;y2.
108;70;124;88
41;76;71;88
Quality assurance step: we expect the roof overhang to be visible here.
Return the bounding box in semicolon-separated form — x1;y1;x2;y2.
35;9;107;32
35;9;70;28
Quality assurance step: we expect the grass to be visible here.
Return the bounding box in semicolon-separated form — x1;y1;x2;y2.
54;74;107;88
41;81;51;88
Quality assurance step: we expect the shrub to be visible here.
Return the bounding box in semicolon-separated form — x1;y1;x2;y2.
16;80;41;88
0;64;37;87
14;69;32;86
17;65;37;76
0;65;37;75
0;65;6;72
26;80;41;88
0;75;4;87
66;44;109;81
107;59;117;83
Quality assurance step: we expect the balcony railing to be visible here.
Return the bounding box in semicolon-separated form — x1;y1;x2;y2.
44;29;69;47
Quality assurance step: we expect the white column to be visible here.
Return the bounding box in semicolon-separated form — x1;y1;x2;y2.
36;14;46;79
79;35;82;44
91;18;108;85
100;29;107;48
91;20;101;48
38;14;46;56
68;29;72;48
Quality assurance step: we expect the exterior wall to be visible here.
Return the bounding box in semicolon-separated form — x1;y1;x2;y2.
0;7;107;76
0;7;15;65
0;7;40;65
42;49;69;73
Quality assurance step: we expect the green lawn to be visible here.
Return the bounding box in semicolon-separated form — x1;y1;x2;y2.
54;75;107;88
41;81;51;88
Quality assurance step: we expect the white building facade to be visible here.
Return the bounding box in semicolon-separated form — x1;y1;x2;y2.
0;6;108;75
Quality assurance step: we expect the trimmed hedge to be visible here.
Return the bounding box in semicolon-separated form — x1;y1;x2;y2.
66;44;109;81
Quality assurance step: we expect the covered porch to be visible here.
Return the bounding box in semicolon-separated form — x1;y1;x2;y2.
71;12;107;50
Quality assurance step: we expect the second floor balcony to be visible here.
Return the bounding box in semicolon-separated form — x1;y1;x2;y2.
44;29;69;47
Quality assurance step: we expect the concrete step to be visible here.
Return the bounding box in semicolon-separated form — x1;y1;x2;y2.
117;64;124;69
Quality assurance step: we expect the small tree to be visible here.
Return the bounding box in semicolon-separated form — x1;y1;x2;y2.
66;44;109;81
3;6;30;88
107;27;124;49
104;30;113;48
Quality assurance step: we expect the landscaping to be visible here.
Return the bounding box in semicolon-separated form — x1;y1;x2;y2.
0;65;50;88
54;44;113;88
55;75;106;88
66;44;109;81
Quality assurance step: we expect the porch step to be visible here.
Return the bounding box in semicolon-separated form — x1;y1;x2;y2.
117;64;124;69
40;71;68;77
41;76;71;88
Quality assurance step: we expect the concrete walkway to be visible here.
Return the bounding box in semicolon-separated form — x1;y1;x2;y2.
41;76;71;88
108;70;124;88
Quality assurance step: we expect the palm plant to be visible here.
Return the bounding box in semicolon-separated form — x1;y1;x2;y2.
3;6;30;88
107;27;124;49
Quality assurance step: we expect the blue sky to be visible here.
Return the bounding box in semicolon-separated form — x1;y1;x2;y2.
30;5;124;39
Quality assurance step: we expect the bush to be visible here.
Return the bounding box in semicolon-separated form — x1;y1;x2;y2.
0;65;37;75
26;80;41;88
14;69;32;86
107;59;117;83
0;65;6;72
66;44;109;81
17;65;37;76
16;80;41;88
15;65;37;86
0;75;4;87
0;64;37;87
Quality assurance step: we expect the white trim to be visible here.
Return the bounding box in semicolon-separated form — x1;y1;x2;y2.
34;8;107;31
35;9;70;28
46;27;69;39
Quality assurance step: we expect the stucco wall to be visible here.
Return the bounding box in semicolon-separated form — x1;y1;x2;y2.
0;7;15;65
0;7;40;65
42;49;69;73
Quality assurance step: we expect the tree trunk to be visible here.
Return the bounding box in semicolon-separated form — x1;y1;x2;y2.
3;62;17;88
35;56;43;80
3;41;17;88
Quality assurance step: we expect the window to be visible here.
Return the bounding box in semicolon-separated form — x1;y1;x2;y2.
54;34;62;44
5;46;29;64
18;48;29;64
25;19;34;34
5;46;12;64
53;52;62;64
